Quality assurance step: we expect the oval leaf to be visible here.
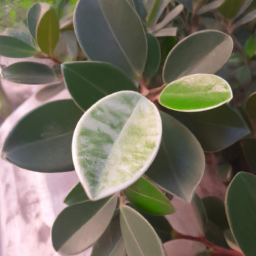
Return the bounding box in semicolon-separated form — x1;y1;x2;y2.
72;91;162;200
159;74;233;112
36;5;60;55
64;182;89;206
246;92;256;136
241;138;256;174
218;0;244;19
62;61;137;111
74;0;147;78
120;205;165;256
124;177;175;215
52;194;117;255
226;172;256;256
146;111;205;203
0;35;37;58
1;62;57;84
163;30;233;84
2;100;83;172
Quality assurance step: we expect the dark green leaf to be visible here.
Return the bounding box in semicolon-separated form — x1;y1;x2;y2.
2;100;83;172
216;162;232;182
120;205;165;256
0;35;36;58
241;138;256;174
74;0;147;78
1;62;57;84
218;0;244;19
127;0;147;21
52;194;117;255
146;111;205;203
246;92;256;136
236;65;252;85
143;33;161;81
244;36;256;57
163;30;233;84
226;172;256;256
124;177;174;215
64;182;89;205
62;61;137;111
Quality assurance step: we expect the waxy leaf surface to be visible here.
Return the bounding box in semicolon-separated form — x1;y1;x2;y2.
74;0;147;78
120;205;165;256
163;30;233;84
159;74;232;112
2;100;83;172
124;177;174;215
0;35;36;58
146;111;205;203
52;194;117;255
64;182;89;206
62;62;137;111
2;62;57;84
72;91;162;200
226;172;256;256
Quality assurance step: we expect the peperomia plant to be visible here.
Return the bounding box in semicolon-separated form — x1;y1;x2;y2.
0;0;256;256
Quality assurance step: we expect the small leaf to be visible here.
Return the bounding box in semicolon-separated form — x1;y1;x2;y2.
216;162;232;182
197;0;225;15
2;100;83;172
120;205;165;256
72;91;162;200
91;210;126;256
62;61;137;111
74;0;147;78
175;0;193;12
244;36;255;57
0;35;37;58
159;74;232;112
231;9;256;32
52;194;117;255
153;27;177;37
60;13;74;31
246;92;256;136
163;30;233;84
64;182;89;206
1;62;57;84
226;172;256;256
143;33;161;81
217;0;244;19
36;5;60;55
146;111;205;203
241;138;256;174
124;177;175;215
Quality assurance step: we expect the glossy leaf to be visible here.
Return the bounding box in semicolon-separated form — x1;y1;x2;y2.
74;0;147;78
159;74;232;112
218;0;244;19
244;36;256;57
2;100;83;172
246;92;256;136
0;35;37;58
163;30;233;84
175;0;193;12
91;210;126;256
1;62;57;84
120;205;165;256
143;33;161;81
226;172;256;256
146;111;205;203
62;62;137;111
241;138;256;174
72;91;162;200
36;5;60;55
124;177;174;215
64;182;89;206
167;104;250;152
52;194;117;255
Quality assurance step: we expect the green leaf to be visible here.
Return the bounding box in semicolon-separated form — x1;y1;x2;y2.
226;172;256;256
146;111;205;203
241;138;256;174
124;177;174;215
218;0;244;19
127;203;173;243
244;36;255;57
216;162;232;182
64;182;89;206
175;0;193;12
159;74;232;112
52;194;117;255
246;92;256;136
153;27;177;37
143;33;161;81
62;61;137;111
167;104;250;151
236;65;251;85
197;0;225;15
1;62;57;84
163;30;233;84
60;13;74;31
127;0;147;21
74;0;147;78
231;9;256;32
72;91;162;200
2;100;83;173
91;210;126;256
120;205;165;256
36;4;60;55
0;35;37;58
